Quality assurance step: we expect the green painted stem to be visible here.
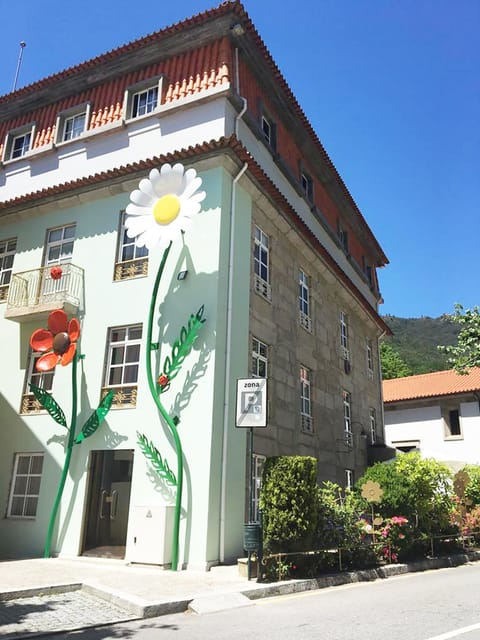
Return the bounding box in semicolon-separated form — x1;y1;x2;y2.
145;243;183;571
44;352;78;558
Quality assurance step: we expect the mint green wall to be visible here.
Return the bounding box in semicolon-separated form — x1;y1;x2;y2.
0;163;251;567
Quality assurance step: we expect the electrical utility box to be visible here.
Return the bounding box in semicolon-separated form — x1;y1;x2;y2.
127;505;174;566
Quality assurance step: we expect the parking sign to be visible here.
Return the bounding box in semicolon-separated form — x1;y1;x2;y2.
235;378;268;428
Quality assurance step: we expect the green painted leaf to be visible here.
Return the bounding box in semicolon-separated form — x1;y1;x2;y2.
161;305;206;388
75;390;114;444
137;431;177;486
29;383;67;427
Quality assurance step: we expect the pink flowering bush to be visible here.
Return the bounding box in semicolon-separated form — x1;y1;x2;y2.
375;515;411;563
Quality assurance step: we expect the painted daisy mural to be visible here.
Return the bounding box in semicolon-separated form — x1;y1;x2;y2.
125;163;205;249
29;310;113;558
126;162;207;571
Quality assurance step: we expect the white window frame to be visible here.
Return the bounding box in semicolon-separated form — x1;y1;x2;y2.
56;103;91;143
0;237;16;302
253;225;271;301
114;211;149;280
369;407;377;444
251;337;268;378
366;339;374;380
299;269;312;331
345;468;354;490
104;324;143;389
124;77;163;121
340;311;350;360
300;366;312;432
7;453;44;519
343;390;352;443
44;224;76;266
3;123;35;161
252;453;266;522
26;352;55;395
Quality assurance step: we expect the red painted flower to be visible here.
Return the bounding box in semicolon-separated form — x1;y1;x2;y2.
50;266;63;281
158;374;169;388
30;310;80;372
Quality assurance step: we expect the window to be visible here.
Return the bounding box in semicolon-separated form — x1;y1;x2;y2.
55;104;91;144
340;311;350;360
362;256;374;287
252;454;266;521
300;366;312;432
338;220;349;254
253;225;271;301
261;114;276;150
252;338;268;378
369;407;377;444
114;211;149;281
444;408;462;438
366;339;374;380
44;224;76;266
3;124;35;161
0;237;16;302
300;171;313;201
345;469;354;491
63;112;86;141
7;453;44;518
343;390;352;444
21;352;55;414
392;440;420;454
298;269;312;332
103;324;142;407
132;86;158;118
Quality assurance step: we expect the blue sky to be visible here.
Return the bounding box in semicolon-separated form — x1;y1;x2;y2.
1;0;478;319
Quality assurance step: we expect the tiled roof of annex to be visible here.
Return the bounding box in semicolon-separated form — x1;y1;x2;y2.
383;367;480;403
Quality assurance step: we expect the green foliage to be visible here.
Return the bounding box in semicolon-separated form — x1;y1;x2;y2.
358;453;454;533
379;342;412;379
438;304;480;374
29;384;67;427
74;390;114;444
161;305;206;390
137;431;177;486
382;314;459;375
259;456;319;553
461;465;480;506
316;481;367;549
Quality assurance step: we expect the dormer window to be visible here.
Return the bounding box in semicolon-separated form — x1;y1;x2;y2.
124;77;163;121
300;171;313;202
56;104;91;144
3;124;35;161
261;114;276;150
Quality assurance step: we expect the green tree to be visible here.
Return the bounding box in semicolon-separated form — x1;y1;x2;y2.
358;453;453;534
461;465;480;506
380;341;412;379
439;304;480;374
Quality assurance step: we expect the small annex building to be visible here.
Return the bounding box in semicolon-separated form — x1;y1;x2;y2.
0;1;389;568
383;368;480;469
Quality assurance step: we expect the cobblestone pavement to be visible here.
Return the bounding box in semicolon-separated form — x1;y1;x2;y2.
0;589;138;639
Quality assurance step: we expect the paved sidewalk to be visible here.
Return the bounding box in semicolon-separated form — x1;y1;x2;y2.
1;552;480;638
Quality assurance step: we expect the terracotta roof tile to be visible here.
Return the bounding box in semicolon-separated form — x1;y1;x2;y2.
383;368;480;403
0;134;390;336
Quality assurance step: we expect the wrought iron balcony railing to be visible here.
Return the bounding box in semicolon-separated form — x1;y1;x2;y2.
5;263;84;322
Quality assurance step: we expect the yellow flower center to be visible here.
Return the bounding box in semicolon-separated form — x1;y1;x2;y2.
153;194;181;225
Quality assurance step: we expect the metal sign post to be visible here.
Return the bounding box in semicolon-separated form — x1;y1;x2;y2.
236;378;267;579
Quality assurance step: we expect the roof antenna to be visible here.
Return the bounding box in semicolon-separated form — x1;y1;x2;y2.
13;41;26;92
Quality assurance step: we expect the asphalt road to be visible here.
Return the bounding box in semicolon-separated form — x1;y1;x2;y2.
46;563;480;640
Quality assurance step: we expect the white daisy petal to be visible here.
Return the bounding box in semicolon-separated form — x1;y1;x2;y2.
126;203;151;216
126;162;206;250
130;189;155;207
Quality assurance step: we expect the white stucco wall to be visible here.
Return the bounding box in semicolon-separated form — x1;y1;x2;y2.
384;401;480;465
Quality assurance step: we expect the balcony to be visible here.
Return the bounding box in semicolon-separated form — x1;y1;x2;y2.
5;263;84;322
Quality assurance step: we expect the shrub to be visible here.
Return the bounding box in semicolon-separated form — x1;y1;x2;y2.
259;456;319;553
358;453;454;534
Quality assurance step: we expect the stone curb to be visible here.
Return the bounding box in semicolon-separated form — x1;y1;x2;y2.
2;550;479;640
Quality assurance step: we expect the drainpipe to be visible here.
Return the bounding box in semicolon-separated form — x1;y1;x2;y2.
219;159;248;563
377;329;387;446
218;47;249;564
